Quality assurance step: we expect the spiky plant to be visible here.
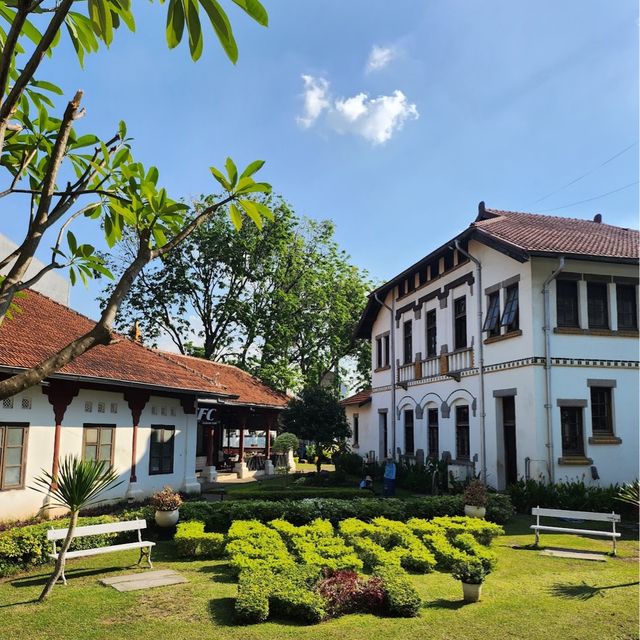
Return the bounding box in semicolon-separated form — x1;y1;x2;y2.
32;455;121;601
616;480;640;508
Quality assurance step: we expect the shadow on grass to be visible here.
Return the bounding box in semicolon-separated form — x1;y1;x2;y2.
424;598;469;610
548;581;639;600
199;565;235;584
0;597;39;608
207;597;239;627
9;565;125;588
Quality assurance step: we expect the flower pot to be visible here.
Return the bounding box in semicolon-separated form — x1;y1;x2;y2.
155;508;179;527
461;581;482;603
464;505;486;519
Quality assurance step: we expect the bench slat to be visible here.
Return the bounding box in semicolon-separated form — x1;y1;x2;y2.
531;525;621;538
47;519;148;541
49;540;155;559
531;507;620;522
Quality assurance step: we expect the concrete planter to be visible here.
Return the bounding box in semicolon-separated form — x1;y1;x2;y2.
155;508;179;527
464;505;486;518
461;581;482;603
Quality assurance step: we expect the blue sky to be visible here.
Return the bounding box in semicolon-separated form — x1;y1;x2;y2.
1;0;638;319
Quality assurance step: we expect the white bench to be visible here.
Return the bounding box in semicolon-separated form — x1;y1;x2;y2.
48;519;155;585
531;507;621;555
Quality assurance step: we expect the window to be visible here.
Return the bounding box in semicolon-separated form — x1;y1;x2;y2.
560;407;584;456
383;335;390;367
426;309;437;357
483;291;500;336
427;408;439;459
353;414;360;445
443;251;454;272
2;398;13;409
84;401;93;413
403;320;413;364
97;402;105;414
403;410;415;455
590;387;613;435
83;424;115;463
110;402;118;414
375;335;390;369
21;397;31;410
556;280;579;327
407;275;416;294
150;425;175;474
0;424;28;489
501;284;519;332
587;282;608;329
455;405;470;460
375;337;383;369
454;297;467;349
617;285;637;330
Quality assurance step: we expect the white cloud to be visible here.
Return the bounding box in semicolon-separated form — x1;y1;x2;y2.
366;45;398;73
296;75;419;145
296;75;330;128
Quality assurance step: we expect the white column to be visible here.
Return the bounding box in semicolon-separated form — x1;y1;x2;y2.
182;413;201;495
578;281;589;329
608;282;617;331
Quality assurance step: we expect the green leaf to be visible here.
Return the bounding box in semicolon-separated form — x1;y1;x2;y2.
199;0;238;64
239;159;265;180
184;0;203;60
225;156;238;189
238;199;263;230
235;181;272;195
231;0;269;27
31;80;63;95
209;166;231;191
67;231;78;255
253;201;274;222
166;0;185;48
229;203;243;230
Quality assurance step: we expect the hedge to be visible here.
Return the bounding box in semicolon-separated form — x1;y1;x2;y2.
174;521;225;559
0;515;119;577
374;565;422;617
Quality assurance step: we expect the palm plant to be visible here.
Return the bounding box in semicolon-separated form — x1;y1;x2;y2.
616;480;640;508
32;456;121;601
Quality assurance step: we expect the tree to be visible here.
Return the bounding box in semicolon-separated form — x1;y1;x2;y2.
281;386;350;472
105;193;372;391
0;0;273;400
31;455;121;601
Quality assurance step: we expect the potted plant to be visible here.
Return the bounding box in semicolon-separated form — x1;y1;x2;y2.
463;479;487;518
452;559;489;603
151;486;183;527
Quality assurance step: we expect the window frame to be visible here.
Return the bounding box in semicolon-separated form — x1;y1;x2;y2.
383;334;390;367
375;336;383;369
560;406;585;457
454;296;467;350
501;284;519;332
483;291;500;336
590;387;613;436
587;281;609;329
455;405;470;460
616;284;638;330
556;279;579;328
426;309;437;358
403;320;413;364
82;423;116;465
427;408;439;459
149;424;176;475
0;423;29;491
404;409;415;455
353;413;360;446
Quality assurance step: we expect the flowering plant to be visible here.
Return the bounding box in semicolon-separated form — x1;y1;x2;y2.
463;480;487;507
150;486;183;511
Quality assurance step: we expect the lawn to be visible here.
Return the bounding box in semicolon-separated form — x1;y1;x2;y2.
1;517;637;640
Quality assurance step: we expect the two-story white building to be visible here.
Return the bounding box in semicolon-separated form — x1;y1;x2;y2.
344;204;639;489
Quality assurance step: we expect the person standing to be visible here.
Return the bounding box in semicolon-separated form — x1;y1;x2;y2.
383;458;397;497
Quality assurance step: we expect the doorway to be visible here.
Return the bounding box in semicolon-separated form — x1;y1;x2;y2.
502;396;517;485
379;411;388;461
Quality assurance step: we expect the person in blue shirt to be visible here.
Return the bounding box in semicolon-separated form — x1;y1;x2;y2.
383;458;396;497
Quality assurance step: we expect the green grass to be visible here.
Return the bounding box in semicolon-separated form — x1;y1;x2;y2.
1;516;638;640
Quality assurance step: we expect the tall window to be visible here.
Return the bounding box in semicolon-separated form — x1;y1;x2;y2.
587;282;608;329
501;284;519;332
590;387;613;436
556;280;579;327
426;309;437;357
454;297;467;349
375;337;383;369
0;424;28;490
383;335;390;367
455;405;470;460
404;410;414;455
427;408;439;459
83;424;115;463
617;285;638;330
403;320;413;364
353;414;360;445
150;425;175;475
483;291;500;337
560;407;584;457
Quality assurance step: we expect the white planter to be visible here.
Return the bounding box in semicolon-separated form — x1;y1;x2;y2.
464;505;486;519
461;581;482;603
155;508;179;527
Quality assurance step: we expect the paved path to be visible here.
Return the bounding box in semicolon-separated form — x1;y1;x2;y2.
100;570;188;592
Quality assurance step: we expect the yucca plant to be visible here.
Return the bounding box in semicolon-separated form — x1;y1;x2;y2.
32;456;121;601
616;480;640;508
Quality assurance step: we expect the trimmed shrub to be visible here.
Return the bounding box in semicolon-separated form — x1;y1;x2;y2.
174;521;225;558
333;452;366;476
429;516;504;545
420;530;471;571
452;532;497;572
235;570;271;624
374;565;422;617
315;569;385;616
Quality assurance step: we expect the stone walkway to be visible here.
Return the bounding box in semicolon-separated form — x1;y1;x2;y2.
100;570;188;592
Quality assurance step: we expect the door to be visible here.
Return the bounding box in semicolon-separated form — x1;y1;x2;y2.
379;412;388;460
502;396;517;485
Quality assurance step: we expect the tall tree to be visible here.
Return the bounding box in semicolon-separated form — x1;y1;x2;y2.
106;194;372;392
0;0;274;400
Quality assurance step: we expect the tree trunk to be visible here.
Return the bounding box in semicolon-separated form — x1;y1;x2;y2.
316;441;322;473
38;510;79;601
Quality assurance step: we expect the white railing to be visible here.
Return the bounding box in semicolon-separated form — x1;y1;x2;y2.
447;347;473;372
421;356;440;378
397;362;415;383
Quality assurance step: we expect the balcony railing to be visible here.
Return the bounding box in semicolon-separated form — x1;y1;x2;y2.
421;356;439;378
447;347;473;373
396;347;474;384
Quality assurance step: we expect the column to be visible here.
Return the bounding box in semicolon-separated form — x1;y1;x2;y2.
264;413;275;475
123;390;150;501
180;396;201;493
234;412;249;478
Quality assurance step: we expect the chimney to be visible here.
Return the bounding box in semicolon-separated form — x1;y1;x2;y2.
593;213;602;224
478;201;486;216
129;321;142;343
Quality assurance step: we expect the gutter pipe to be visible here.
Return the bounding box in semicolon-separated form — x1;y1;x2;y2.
542;256;565;483
454;240;486;484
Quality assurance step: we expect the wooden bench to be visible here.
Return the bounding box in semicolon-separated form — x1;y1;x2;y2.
48;519;154;585
531;507;621;555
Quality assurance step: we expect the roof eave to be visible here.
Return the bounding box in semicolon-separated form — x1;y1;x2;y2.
528;251;639;265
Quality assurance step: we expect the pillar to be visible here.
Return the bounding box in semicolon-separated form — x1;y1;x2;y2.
180;396;201;493
124;391;150;501
234;411;249;478
264;412;275;476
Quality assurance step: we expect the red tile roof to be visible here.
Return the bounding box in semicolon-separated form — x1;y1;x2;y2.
474;209;639;260
0;290;231;396
158;352;289;409
340;389;371;407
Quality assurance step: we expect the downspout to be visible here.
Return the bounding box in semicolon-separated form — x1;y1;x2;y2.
374;290;397;460
542;256;565;483
454;240;486;484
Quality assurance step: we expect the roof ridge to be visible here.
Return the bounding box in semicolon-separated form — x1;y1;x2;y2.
485;208;639;232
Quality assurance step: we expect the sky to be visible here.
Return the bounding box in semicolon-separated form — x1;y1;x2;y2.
1;0;638;322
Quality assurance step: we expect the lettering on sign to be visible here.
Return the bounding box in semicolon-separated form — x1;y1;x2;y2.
197;407;220;424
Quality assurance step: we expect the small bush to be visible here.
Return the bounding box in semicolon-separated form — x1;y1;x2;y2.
150;486;182;511
374;565;422;617
174;521;225;558
429;516;504;545
451;557;489;584
315;570;385;616
235;570;271;624
272;432;300;454
333;452;366;476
